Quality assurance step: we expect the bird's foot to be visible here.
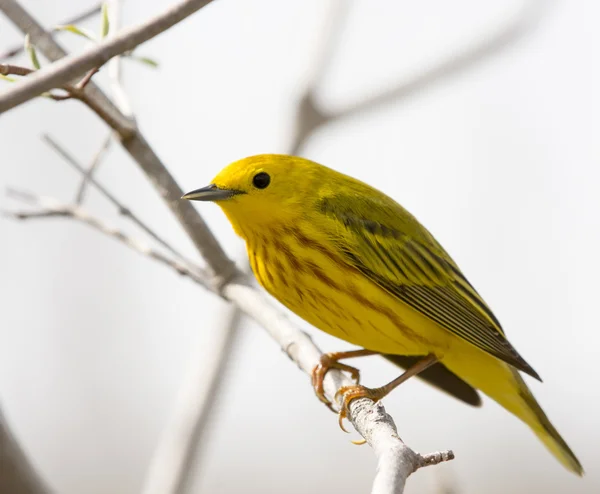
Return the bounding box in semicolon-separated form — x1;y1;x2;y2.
311;353;361;411
334;384;386;433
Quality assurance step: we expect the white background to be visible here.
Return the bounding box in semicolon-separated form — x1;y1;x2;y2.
1;0;598;493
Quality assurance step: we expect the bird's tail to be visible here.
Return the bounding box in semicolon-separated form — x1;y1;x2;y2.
509;369;583;475
443;348;583;475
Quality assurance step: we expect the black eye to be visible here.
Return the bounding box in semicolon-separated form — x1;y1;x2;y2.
252;172;271;189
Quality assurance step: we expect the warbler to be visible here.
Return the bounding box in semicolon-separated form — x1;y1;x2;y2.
183;154;582;475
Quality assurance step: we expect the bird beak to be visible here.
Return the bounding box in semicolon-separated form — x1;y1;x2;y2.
181;184;243;202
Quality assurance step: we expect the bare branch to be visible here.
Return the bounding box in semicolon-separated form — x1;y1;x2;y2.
3;189;209;287
73;66;99;90
0;3;102;61
0;63;34;76
223;282;454;494
0;61;99;101
0;409;51;494
74;132;112;204
0;0;216;113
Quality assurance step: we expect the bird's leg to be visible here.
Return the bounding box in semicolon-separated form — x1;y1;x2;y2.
335;353;439;430
311;349;379;408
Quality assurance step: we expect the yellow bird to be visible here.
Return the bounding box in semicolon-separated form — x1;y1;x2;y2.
183;154;582;475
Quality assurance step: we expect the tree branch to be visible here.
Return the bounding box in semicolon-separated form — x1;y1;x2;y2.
40;133;186;261
3;188;209;287
0;0;216;113
73;132;113;205
4;189;455;494
0;62;98;100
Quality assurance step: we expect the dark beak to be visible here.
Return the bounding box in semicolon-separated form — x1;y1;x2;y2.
181;184;242;202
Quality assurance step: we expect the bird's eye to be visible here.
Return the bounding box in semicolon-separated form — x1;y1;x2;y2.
252;172;271;189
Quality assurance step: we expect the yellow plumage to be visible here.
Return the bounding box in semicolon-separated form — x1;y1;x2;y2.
183;154;582;475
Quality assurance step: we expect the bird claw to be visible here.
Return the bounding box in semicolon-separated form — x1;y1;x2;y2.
311;355;361;410
334;384;384;433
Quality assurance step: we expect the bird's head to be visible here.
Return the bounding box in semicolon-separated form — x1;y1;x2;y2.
182;154;326;237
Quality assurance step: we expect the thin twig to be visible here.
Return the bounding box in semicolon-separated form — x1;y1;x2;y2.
74;67;99;90
0;62;99;100
0;3;103;61
0;63;33;76
41;133;185;261
3;188;209;287
75;132;113;204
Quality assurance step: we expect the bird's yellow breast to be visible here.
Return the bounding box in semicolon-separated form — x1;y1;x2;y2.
243;222;451;356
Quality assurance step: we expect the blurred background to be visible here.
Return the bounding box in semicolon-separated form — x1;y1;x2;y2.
1;0;598;493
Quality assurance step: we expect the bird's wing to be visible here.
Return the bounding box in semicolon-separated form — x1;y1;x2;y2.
318;194;540;380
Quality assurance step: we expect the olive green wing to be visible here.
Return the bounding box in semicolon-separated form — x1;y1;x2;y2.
318;194;540;380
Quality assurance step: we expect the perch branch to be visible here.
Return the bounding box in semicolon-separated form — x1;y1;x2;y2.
5;188;455;494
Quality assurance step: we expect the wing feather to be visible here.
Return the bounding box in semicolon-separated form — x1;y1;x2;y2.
318;195;540;380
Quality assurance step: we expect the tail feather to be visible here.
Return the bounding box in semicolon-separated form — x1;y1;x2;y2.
443;345;583;475
511;369;584;475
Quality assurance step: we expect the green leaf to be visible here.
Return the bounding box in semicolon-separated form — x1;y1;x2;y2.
0;74;17;82
54;25;96;41
128;55;159;68
101;3;110;38
24;34;41;70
